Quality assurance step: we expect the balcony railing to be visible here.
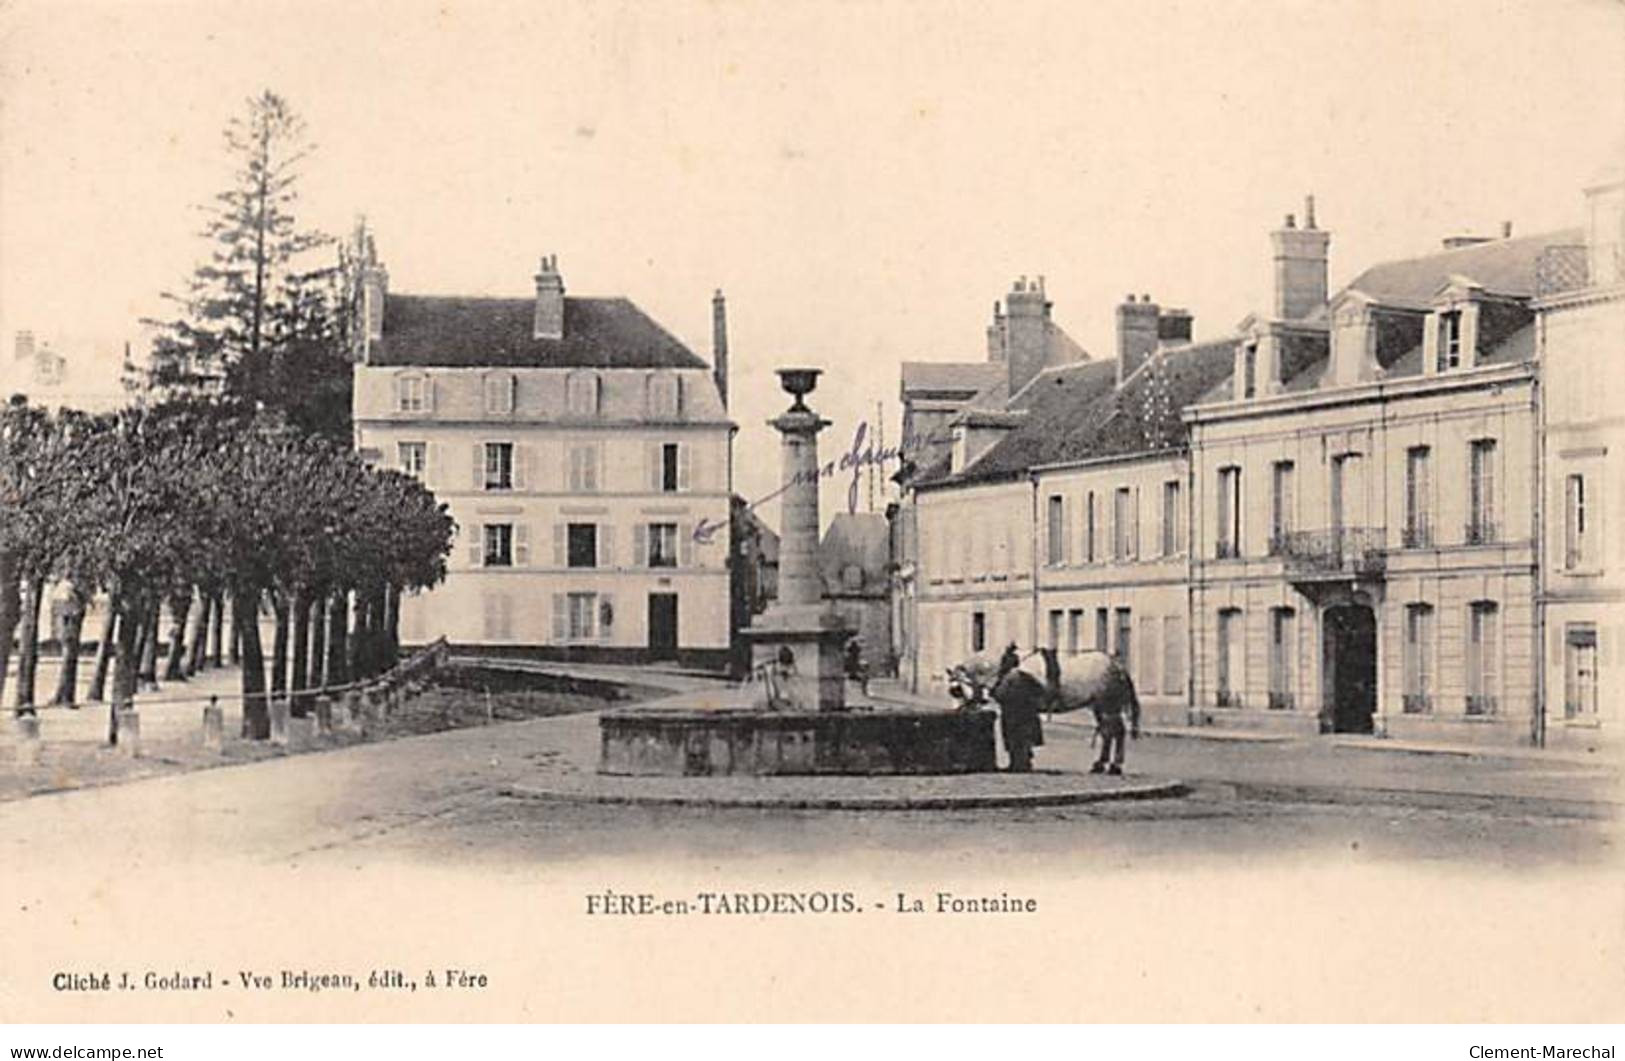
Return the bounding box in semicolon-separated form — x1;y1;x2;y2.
1401;523;1433;549
1402;693;1432;715
1215;540;1241;560
1267;691;1294;711
1273;526;1386;579
1215;689;1241;708
1464;520;1498;546
1535;245;1589;297
1465;694;1498;717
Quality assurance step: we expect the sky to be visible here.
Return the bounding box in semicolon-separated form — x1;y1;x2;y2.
1;0;1621;529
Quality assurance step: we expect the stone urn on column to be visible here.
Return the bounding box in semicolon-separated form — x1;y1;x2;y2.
741;368;855;711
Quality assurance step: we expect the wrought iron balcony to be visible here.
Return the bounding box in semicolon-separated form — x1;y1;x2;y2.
1465;694;1497;717
1215;540;1241;560
1401;523;1433;549
1267;691;1295;711
1402;693;1432;715
1464;520;1498;546
1273;527;1386;579
1214;689;1241;708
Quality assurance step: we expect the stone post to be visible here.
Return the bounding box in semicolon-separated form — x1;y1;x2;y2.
115;709;142;758
201;697;224;752
14;715;41;766
269;697;290;747
315;694;334;736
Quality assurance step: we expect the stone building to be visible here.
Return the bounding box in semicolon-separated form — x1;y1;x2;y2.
1535;167;1624;752
818;512;893;674
351;247;736;668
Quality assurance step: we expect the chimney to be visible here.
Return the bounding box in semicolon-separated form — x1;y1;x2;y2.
1115;294;1160;385
712;288;729;409
1271;195;1330;320
14;330;35;362
533;254;565;340
1003;276;1050;396
986;301;1007;362
1156;307;1193;349
354;222;388;362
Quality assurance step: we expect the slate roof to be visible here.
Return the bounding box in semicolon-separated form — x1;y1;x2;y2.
1344;228;1581;308
899;361;1003;396
368;294;708;369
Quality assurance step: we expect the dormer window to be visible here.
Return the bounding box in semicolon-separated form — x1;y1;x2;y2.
1439;310;1462;371
566;371;601;416
484;372;516;415
396;373;430;414
647;373;682;418
1242;343;1258;399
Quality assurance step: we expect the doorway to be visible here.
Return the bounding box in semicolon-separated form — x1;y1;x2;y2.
1322;604;1377;733
648;593;679;659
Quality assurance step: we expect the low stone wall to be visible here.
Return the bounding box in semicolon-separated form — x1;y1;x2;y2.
600;707;998;777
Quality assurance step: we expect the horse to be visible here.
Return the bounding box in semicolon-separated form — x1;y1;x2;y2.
952;647;1141;773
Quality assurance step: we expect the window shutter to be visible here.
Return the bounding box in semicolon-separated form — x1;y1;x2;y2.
678;444;692;491
424;443;436;487
1132;486;1141;559
1484;446;1496;527
647;442;661;491
472;443;484;490
551;594;567;643
553;523;565;567
599;523;615;568
680;523;694;567
1107;492;1118;559
423;376;436;412
395;377;407;412
634;524;648;568
515;524;531;566
468;525;484;567
509;374;519;413
513;444;530;491
599;592;615;642
1061;496;1073;565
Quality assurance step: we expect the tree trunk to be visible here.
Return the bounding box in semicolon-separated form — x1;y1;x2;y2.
50;586;88;706
228;601;241;667
208;592;224;669
325;591;349;689
137;598;161;691
237;585;270;740
0;550;20;711
86;596;117;703
308;589;327;693
13;573;45;715
186;590;210;675
109;596;142;745
162;591;191;681
385;583;402;666
290;589;311;717
269;592;289;705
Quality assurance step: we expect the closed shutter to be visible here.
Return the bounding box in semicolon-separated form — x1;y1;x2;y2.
508;374;519;413
472;443;484;490
553;523;566;567
514;524;530;566
599;592;615;643
551;594;567;643
586;445;600;492
1132;486;1141;560
599;524;615;568
1062;496;1074;565
468;525;484;567
678;444;692;491
647;442;662;491
1107;491;1118;560
514;444;530;490
633;524;648;568
424;442;436;488
424;376;436;412
679;523;694;567
687;445;701;492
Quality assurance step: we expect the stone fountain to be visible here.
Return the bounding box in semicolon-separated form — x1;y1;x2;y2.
598;368;996;776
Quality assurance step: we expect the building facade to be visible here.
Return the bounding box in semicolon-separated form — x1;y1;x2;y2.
352;250;736;667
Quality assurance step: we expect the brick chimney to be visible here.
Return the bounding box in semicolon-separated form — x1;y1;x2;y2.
1156;307;1193;349
1116;294;1160;385
1272;195;1330;320
1003;276;1050;395
712;288;729;409
533;254;565;340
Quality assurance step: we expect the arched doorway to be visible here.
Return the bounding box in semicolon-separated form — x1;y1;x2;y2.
1322;603;1377;733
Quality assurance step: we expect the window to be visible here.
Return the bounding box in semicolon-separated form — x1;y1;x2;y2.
1066;609;1083;655
567;372;601;416
398;441;426;479
1403;604;1433;713
1161;480;1183;556
1242;343;1258;399
1113;487;1136;561
1047;495;1065;565
1216;609;1241;706
1466;601;1499;715
1330;453;1360;534
396;375;426;413
1565;473;1592;570
1162;615;1185;696
1217;466;1242;558
484;373;515;414
1114;607;1132;673
1048;610;1063;651
1439;310;1462;371
1084;492;1097;563
1268;608;1294;709
1269;461;1294;552
567;592;598;640
972;611;987;654
1404;446;1432;548
662;443;681;493
1564;625;1599;720
647;523;678;568
1468;440;1497;543
1095;608;1109;653
484;442;514;491
483;524;513;568
567;524;598;569
568;444;600;492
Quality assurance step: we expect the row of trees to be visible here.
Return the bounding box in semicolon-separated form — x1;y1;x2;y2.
0;89;455;741
0;397;454;739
